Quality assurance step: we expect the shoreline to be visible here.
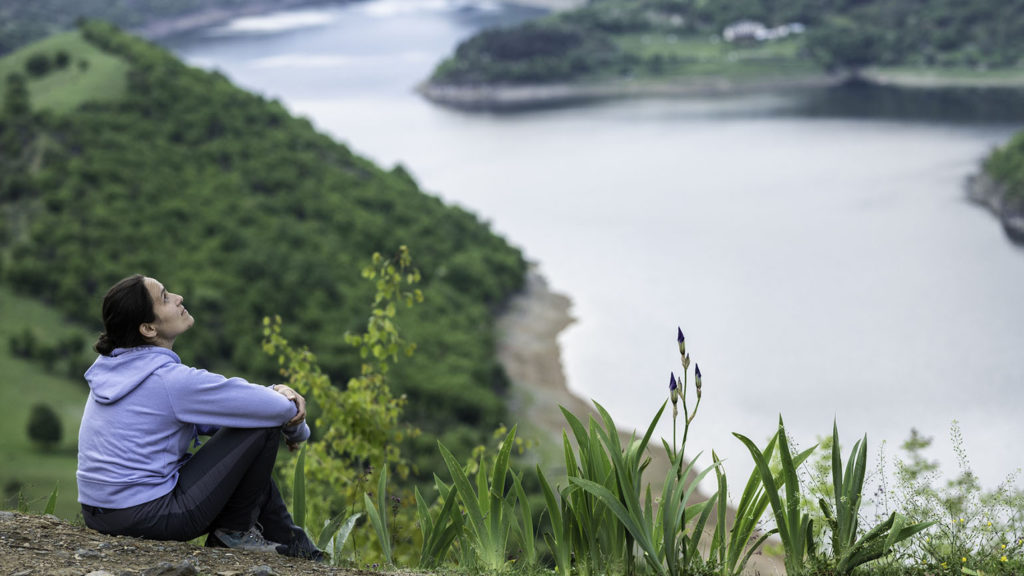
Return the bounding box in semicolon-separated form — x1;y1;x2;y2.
419;68;1024;112
418;73;849;111
129;0;330;40
130;0;580;43
966;172;1024;245
495;268;784;575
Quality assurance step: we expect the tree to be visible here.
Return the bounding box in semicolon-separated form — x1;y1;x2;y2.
805;16;885;72
24;52;51;77
54;50;70;69
27;403;63;450
3;73;30;117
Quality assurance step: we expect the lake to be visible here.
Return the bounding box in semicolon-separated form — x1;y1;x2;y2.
163;0;1024;492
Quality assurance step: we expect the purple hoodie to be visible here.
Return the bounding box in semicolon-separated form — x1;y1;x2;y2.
77;346;309;508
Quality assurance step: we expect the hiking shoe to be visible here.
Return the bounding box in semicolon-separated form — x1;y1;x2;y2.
212;526;285;554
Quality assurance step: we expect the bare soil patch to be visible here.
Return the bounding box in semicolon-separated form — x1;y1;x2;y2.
0;511;388;576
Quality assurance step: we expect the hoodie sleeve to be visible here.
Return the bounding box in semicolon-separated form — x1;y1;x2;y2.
158;364;299;429
283;422;311;443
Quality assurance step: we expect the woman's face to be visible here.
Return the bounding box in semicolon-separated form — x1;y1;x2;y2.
141;277;194;348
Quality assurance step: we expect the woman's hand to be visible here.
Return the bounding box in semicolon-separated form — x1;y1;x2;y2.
272;384;306;426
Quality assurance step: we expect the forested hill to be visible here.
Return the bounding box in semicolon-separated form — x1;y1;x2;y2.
0;22;526;479
429;0;1024;86
0;0;313;55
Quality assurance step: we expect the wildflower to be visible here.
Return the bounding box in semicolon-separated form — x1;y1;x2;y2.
677;327;685;357
941;562;948;569
669;372;679;405
1002;556;1008;563
1003;544;1007;550
695;364;702;397
962;557;967;563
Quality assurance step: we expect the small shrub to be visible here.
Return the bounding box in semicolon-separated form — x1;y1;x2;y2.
9;327;38;358
54;50;70;69
27;403;63;450
24;52;52;77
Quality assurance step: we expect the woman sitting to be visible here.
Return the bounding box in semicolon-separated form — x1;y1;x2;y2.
77;274;321;560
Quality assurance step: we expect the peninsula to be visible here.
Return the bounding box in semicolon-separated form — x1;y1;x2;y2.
421;0;1024;110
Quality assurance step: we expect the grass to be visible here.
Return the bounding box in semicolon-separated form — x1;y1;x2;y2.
0;284;94;519
0;29;129;114
862;65;1024;88
611;34;821;80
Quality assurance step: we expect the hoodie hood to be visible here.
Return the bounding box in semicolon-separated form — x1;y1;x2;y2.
84;347;180;404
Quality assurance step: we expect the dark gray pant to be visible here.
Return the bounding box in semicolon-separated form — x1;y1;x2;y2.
82;427;316;557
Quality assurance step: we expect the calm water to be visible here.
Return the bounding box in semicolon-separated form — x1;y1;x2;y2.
165;0;1024;489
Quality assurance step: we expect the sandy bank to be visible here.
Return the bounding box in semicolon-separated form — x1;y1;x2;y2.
133;0;579;42
508;0;585;10
130;0;325;40
419;73;847;111
495;269;784;575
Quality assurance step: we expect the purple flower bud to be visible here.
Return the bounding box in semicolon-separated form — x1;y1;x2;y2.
669;372;678;405
669;372;678;391
677;327;686;357
695;364;702;390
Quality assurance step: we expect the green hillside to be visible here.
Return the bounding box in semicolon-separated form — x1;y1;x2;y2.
0;30;129;114
0;21;528;513
0;285;92;519
429;0;1024;86
0;0;284;55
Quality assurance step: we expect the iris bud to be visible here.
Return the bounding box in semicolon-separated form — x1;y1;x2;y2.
669;372;678;405
677;327;685;357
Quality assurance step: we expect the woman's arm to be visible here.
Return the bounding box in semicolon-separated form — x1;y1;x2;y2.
160;365;301;429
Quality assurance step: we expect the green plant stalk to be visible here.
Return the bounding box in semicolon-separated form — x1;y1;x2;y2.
510;470;537;566
437;425;517;571
537;465;572;576
44;482;59;516
567;400;673;576
363;465;394;565
414;481;462;569
323;512;362;567
710;442;780;576
734;416;817;576
292;444;306;530
561;408;624;572
316;509;356;551
820;420;934;574
658;448;716;576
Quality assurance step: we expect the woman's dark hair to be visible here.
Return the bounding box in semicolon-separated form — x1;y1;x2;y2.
94;274;155;355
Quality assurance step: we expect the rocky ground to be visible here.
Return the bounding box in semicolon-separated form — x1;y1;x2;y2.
0;511;385;576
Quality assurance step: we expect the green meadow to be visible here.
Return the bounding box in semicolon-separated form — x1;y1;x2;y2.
0;284;92;519
611;34;819;79
0;30;128;114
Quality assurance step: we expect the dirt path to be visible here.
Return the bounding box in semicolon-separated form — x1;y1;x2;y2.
0;511;376;575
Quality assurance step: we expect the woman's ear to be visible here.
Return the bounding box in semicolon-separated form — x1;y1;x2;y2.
139;322;157;341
